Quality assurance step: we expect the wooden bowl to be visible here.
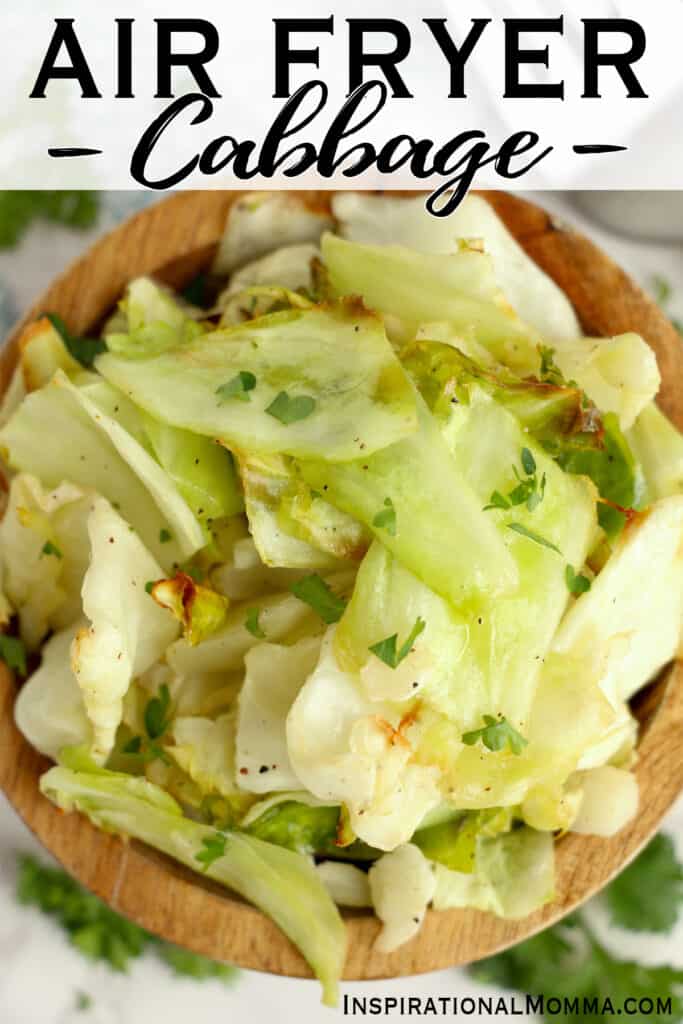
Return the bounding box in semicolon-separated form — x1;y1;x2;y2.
1;191;682;981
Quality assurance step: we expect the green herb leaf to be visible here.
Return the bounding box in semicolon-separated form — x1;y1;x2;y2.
537;344;565;386
216;371;257;403
483;490;511;512
372;497;397;536
565;563;592;595
289;574;346;624
144;684;172;741
462;714;528;755
75;991;93;1012
41;540;63;559
521;447;536;475
245;606;266;639
122;736;142;755
144;580;155;595
159;528;172;544
266;391;316;424
605;834;683;933
507;522;561;555
369;616;426;669
195;832;227;871
158;944;238;982
485;449;545;514
46;313;106;369
0;192;99;250
0;634;27;676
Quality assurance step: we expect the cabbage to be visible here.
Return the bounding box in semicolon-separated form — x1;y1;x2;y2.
212;192;333;275
287;628;442;851
236;450;366;569
218;243;318;325
209;532;317;602
142;413;243;524
96;304;418;463
105;277;206;360
628;401;683;501
413;808;513;873
168;713;254;816
236;635;322;793
317;861;371;907
17;317;83;390
0;373;199;567
14;623;91;760
571;766;639;837
368;844;436;952
332;193;581;346
71;498;179;762
40;753;346;1006
0;365;26;428
552;496;683;704
150;573;230;646
0;473;91;649
554;333;660;432
244;799;363;858
300;395;518;607
432;826;554;919
321;233;540;375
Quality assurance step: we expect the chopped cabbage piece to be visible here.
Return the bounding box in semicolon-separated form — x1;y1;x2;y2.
322;232;540;375
218;243;318;325
0;473;91;649
168;713;254;815
17;317;82;390
332;193;581;346
14;623;91;760
432;826;554;919
105;277;206;360
368;844;436;952
554;333;660;432
151;573;230;645
0;373;197;567
413;808;513;873
571;766;639;837
552;496;683;703
287;629;442;850
40;753;346;1006
300;395;518;606
317;861;372;907
97;304;418;463
71;498;179;762
236;635;322;793
628;401;683;500
213;193;333;275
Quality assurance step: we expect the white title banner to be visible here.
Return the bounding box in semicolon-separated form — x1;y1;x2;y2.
2;0;682;198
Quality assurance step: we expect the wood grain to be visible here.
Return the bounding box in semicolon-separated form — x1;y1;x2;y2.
1;190;682;981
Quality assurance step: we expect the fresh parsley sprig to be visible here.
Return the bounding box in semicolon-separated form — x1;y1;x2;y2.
462;714;528;755
290;574;346;624
484;447;546;515
122;684;173;764
369;617;426;669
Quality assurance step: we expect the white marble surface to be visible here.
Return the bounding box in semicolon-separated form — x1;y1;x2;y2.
0;190;682;1024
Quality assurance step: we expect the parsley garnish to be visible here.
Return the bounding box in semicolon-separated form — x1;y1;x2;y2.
0;634;27;676
369;617;426;669
75;992;92;1012
372;497;397;537
0;191;99;250
507;522;561;555
46;312;106;369
123;684;173;763
16;853;237;981
605;834;683;933
159;528;172;543
216;371;256;403
537;344;565;385
245;607;266;639
290;575;346;624
462;715;528;755
484;448;546;514
196;833;227;871
41;540;62;559
266;391;316;424
144;580;155;594
565;563;591;595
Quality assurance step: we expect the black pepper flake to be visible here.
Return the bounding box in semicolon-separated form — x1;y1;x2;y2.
258;765;269;774
412;917;420;924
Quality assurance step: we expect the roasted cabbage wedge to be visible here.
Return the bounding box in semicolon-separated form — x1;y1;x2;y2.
5;191;681;1005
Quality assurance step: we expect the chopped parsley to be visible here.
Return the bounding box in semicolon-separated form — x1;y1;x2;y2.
144;580;155;594
605;834;683;933
0;634;27;676
372;497;397;537
75;992;92;1012
195;832;228;871
507;522;561;555
41;540;62;559
369;617;426;669
462;714;528;755
46;312;106;369
16;853;237;981
216;371;257;403
484;448;546;514
266;391;316;424
0;191;99;250
537;344;565;385
123;685;173;763
159;528;172;543
245;606;266;639
565;563;592;595
289;574;346;624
